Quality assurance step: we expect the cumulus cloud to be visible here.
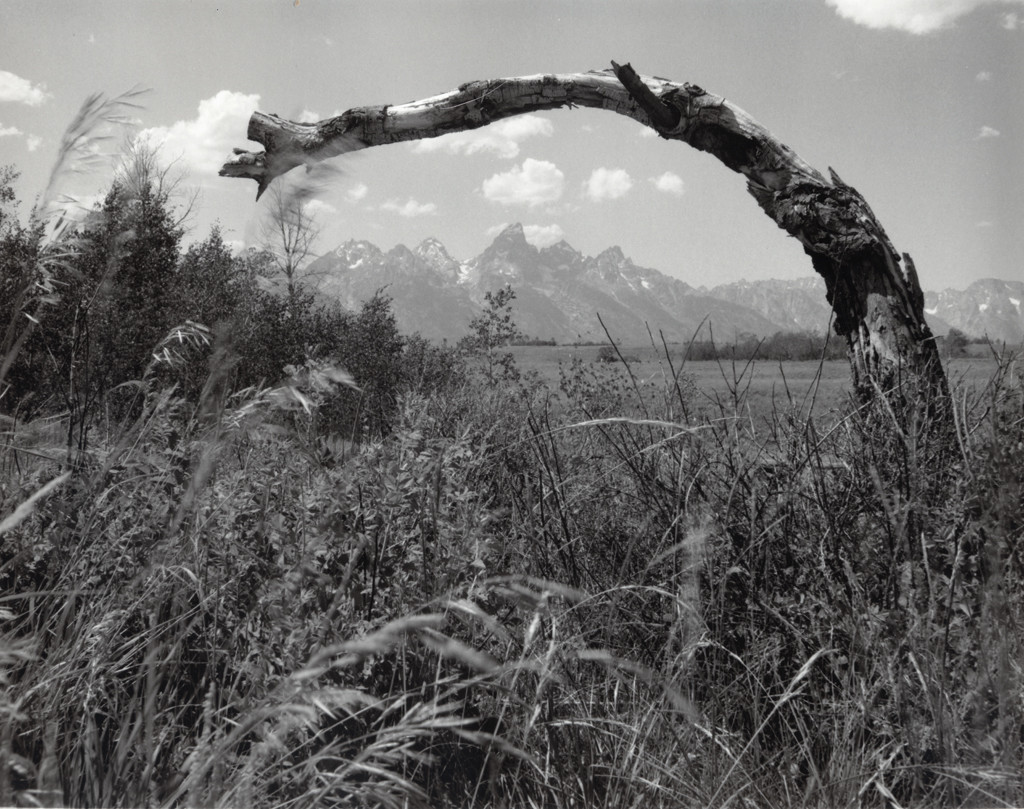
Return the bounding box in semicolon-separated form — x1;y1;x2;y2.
650;171;685;197
482;158;564;207
303;199;337;217
381;198;437;217
1004;10;1020;26
826;0;1024;34
137;90;261;178
412;114;553;159
0;70;51;106
0;124;22;137
26;134;42;152
523;224;565;247
298;109;320;123
976;70;993;80
345;182;368;203
584;168;633;202
976;125;1001;138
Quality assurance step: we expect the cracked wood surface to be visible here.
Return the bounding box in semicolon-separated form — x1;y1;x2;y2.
219;63;948;408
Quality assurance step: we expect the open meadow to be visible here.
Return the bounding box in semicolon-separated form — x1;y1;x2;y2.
510;343;1006;424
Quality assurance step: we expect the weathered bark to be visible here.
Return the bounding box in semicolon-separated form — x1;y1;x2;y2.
219;63;948;410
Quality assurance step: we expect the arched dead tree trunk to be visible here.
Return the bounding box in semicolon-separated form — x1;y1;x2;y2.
219;62;949;417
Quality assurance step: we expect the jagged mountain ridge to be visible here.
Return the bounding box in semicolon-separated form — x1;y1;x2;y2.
308;223;781;343
707;276;1024;344
305;224;1021;344
702;277;838;335
926;278;1024;345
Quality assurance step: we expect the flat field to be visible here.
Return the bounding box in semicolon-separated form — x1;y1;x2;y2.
508;343;1008;423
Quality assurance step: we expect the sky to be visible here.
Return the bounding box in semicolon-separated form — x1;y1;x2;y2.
1;0;1022;291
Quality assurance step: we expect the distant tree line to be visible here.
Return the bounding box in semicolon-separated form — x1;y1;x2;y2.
589;331;850;363
677;327;991;363
525;332;850;360
682;330;849;362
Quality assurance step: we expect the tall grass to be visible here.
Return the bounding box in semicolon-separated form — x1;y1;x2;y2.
2;103;1022;808
6;332;1018;807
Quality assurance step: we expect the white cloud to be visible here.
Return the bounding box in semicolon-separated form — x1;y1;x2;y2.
523;224;565;247
976;70;993;80
650;171;685;197
136;90;261;178
976;220;994;227
26;134;42;152
412;114;553;159
826;0;1024;34
638;126;659;139
0;124;22;137
584;167;633;202
976;125;1001;138
0;70;51;106
1004;10;1020;26
482;158;564;207
298;109;320;123
303;199;337;217
381;198;437;217
345;182;368;203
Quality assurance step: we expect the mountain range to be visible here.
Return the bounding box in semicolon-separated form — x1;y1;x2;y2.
305;223;1024;346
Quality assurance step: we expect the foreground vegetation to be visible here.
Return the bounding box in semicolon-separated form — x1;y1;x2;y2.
1;114;1022;808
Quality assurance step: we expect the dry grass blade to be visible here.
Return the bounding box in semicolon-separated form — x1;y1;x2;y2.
302;614;447;671
0;472;70;535
445;598;514;645
418;627;499;672
144;321;212;375
567;416;707;434
36;87;149;234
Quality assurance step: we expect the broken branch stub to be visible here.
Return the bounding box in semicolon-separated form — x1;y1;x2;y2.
219;62;948;413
